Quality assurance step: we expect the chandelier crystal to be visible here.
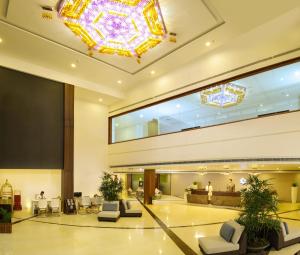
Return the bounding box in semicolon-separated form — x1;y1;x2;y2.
200;83;246;108
58;0;167;58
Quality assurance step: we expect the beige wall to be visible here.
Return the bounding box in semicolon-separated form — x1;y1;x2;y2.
0;169;61;209
74;89;109;197
109;8;300;114
171;172;300;202
109;111;300;166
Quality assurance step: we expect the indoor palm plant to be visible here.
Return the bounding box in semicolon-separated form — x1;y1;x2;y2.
236;175;280;252
0;207;12;233
99;172;123;201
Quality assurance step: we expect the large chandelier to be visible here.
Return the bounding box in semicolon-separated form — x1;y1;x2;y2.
200;83;246;108
58;0;167;58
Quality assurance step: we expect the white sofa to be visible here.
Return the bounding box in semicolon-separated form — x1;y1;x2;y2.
198;220;247;255
98;201;120;222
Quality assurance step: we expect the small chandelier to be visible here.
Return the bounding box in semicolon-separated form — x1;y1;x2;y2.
58;0;167;58
200;83;246;108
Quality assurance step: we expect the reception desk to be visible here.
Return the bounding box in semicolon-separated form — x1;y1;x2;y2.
187;190;241;207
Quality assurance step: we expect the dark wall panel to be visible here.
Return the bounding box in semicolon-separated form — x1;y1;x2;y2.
0;67;64;169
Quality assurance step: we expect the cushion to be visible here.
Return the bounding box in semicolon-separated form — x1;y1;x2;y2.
198;236;239;254
121;200;128;210
102;201;119;211
280;222;287;236
126;200;131;209
98;211;120;218
283;222;289;235
284;226;300;242
220;223;235;242
227;220;245;244
125;209;142;214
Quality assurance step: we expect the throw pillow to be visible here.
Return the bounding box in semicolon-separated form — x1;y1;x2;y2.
102;202;118;211
283;222;289;235
220;223;235;242
227;220;245;244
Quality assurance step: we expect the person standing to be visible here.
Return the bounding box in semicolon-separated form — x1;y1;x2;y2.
205;181;213;204
226;178;235;192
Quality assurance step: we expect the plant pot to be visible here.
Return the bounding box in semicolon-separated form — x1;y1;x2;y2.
0;223;12;233
291;186;298;204
247;242;269;253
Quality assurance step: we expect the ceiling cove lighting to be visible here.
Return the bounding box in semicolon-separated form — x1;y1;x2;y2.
200;83;246;108
58;0;167;58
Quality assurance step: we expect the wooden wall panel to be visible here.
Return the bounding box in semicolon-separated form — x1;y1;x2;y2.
61;84;74;208
144;169;156;204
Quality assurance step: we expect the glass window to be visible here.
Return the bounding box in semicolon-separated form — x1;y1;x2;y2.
111;60;300;143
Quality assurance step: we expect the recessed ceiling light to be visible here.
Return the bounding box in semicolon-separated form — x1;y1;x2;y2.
71;63;76;68
176;104;181;108
117;80;122;84
205;41;211;47
295;71;300;76
259;104;264;107
286;94;290;97
139;114;144;118
98;98;103;102
280;77;284;81
150;70;156;75
0;38;2;43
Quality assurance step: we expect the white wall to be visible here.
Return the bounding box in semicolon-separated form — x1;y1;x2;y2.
0;169;61;209
74;88;109;197
108;111;300;166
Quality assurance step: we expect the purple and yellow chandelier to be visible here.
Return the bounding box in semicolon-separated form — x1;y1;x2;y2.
58;0;167;58
200;83;246;108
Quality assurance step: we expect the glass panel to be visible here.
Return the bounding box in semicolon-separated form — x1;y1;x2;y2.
111;61;300;143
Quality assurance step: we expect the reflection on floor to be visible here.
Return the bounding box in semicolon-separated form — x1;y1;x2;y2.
2;197;300;255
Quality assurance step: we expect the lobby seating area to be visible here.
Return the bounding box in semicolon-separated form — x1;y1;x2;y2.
0;0;300;254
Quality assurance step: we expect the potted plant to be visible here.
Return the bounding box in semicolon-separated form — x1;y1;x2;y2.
236;175;280;253
291;182;298;204
99;172;123;202
0;207;12;233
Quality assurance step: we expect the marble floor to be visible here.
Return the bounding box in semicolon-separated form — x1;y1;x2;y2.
2;198;300;255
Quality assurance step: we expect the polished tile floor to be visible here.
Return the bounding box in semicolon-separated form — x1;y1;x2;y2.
2;198;300;255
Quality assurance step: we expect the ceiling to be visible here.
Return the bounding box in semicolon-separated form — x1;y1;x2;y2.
0;0;299;103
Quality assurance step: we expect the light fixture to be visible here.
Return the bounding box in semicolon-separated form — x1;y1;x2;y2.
58;0;167;58
0;38;3;43
295;71;300;76
176;104;181;108
280;77;284;81
286;93;290;97
205;41;211;47
71;63;76;68
150;70;156;75
117;80;122;84
139;114;144;118
98;98;103;102
201;83;246;108
259;104;264;107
